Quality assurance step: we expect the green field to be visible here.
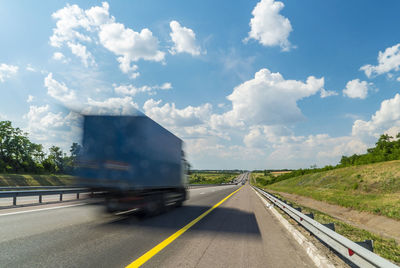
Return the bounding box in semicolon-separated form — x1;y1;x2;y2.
189;171;238;184
255;160;400;220
0;173;75;187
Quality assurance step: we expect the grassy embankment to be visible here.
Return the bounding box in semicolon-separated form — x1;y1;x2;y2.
0;173;75;187
189;171;238;184
253;160;400;220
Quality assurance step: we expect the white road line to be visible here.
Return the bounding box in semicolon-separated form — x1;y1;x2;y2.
0;203;86;217
200;192;205;195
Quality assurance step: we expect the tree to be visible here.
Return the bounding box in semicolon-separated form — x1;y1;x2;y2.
70;142;81;159
0;121;43;172
49;146;64;173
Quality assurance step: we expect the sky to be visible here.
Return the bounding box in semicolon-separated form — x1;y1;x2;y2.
2;0;400;170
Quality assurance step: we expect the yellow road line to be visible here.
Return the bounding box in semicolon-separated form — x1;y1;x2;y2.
126;186;244;268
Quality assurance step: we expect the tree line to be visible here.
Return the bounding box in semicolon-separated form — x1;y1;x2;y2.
339;133;400;166
0;121;81;174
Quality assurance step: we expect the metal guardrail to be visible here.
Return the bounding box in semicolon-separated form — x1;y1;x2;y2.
253;186;398;268
0;186;79;191
0;188;90;206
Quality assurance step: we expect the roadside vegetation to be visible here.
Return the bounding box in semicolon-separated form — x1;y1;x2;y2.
0;173;75;187
0;121;81;174
271;193;400;265
255;161;400;220
189;171;239;184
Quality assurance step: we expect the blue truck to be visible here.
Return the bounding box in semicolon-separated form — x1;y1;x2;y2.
76;115;188;214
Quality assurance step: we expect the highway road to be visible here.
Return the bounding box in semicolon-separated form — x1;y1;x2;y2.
0;179;315;267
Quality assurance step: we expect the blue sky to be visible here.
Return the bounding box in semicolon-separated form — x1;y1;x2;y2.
2;0;400;169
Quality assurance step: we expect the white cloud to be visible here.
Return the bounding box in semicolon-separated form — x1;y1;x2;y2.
236;92;400;168
49;4;92;47
27;95;34;103
343;79;370;99
143;99;212;127
360;43;400;77
117;57;139;78
50;2;164;75
268;134;367;166
243;125;292;147
320;88;338;98
23;105;82;152
24;105;64;136
85;2;112;26
211;68;324;128
84;96;139;115
0;63;18;82
44;73;77;103
26;64;36;72
53;52;66;61
240;123;368;168
217;103;225;108
114;82;172;96
67;42;95;67
98;22;165;66
352;93;400;141
169;20;202;56
244;0;293;51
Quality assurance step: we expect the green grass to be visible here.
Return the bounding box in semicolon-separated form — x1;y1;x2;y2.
260;160;400;220
0;173;75;187
271;193;400;265
189;172;238;184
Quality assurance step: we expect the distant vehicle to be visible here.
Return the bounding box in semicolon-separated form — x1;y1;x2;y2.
76;115;188;215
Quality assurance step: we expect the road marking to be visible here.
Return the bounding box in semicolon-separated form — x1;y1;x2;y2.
126;186;244;268
200;192;205;195
0;203;86;217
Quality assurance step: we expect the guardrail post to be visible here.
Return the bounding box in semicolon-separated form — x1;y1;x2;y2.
305;213;314;219
77;193;80;199
323;223;335;231
13;196;16;206
39;195;42;203
60;193;63;201
356;240;374;252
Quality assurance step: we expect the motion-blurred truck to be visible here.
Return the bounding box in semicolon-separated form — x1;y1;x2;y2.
76;115;188;215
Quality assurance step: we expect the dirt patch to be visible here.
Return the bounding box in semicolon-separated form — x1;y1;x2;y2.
269;190;400;244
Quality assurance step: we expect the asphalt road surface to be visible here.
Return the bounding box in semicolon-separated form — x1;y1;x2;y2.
0;183;315;267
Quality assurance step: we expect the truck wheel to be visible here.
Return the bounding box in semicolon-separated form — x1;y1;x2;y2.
142;194;165;216
144;199;158;216
105;199;118;213
175;200;183;207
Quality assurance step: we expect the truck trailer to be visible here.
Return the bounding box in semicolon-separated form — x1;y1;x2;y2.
76;115;188;215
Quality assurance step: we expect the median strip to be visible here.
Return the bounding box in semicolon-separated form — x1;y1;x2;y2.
126;186;244;268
